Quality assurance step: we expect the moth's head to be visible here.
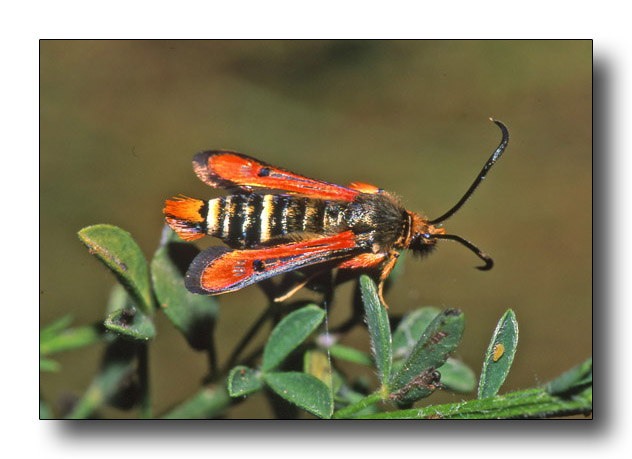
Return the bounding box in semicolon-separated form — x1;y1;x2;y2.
408;215;446;256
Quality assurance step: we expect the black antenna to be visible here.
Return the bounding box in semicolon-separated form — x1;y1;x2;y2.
433;233;493;271
428;118;509;225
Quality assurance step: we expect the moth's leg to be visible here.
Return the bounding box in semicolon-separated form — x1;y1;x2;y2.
273;270;326;303
376;251;400;309
338;251;400;309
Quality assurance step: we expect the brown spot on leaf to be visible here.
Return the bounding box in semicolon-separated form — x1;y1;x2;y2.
84;238;128;271
429;330;448;344
390;368;442;400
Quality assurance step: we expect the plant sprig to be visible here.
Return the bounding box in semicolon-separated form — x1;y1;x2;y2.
40;224;592;419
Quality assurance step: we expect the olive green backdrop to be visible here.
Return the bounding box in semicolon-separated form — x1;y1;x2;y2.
40;40;591;418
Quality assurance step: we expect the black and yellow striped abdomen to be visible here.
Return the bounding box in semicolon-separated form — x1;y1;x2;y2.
205;194;348;248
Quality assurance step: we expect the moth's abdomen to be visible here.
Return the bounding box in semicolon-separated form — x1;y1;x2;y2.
209;194;348;248
206;194;263;247
165;194;348;248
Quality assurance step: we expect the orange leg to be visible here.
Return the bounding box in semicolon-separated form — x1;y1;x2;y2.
273;270;324;303
376;251;400;309
275;250;401;307
338;251;400;308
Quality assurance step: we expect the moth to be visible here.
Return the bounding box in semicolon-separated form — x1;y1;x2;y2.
164;118;509;306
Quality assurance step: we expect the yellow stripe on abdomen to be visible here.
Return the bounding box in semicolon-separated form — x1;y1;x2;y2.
206;198;221;235
259;194;274;243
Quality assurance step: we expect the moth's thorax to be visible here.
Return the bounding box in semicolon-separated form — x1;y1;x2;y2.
342;192;408;252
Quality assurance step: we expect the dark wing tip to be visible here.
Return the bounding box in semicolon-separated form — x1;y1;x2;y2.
185;245;232;294
192;150;239;188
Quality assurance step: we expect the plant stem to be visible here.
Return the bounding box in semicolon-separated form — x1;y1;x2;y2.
138;344;151;419
355;386;592;419
207;342;218;380
333;391;383;419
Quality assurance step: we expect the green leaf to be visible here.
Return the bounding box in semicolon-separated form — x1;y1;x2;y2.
104;307;155;341
228;366;263;397
262;305;325;372
329;344;373;366
40;357;60;373
39;314;74;341
151;228;219;351
392;306;441;360
546;358;592;396
263;372;333;419
78;224;153;314
437;358;476;393
478;309;519;399
359;275;392;386
389;309;465;404
40;322;103;356
162;385;231;419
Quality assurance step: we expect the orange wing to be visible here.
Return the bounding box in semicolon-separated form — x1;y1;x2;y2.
192;151;360;201
185;231;359;294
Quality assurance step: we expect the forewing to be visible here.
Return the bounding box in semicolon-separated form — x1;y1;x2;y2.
192;151;359;201
185;231;359;294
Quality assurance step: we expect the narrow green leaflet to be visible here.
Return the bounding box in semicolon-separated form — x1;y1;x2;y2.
78;225;153;314
39;314;74;342
228;366;263;397
359;275;392;386
263;372;333;419
392;306;441;360
547;358;592;396
104;307;155;341
151;229;219;351
329;344;373;366
262;305;325;372
389;309;465;404
40;357;60;373
40;322;103;356
478;309;519;399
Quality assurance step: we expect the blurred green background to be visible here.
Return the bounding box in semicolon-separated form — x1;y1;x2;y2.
40;40;591;418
